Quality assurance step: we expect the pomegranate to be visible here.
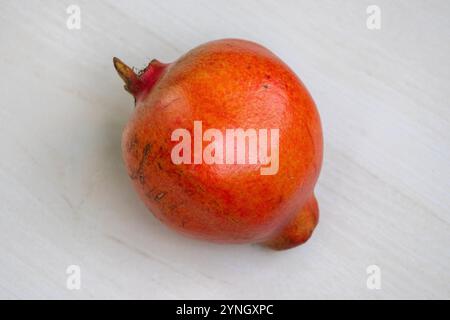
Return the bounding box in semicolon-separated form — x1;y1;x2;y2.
114;39;322;250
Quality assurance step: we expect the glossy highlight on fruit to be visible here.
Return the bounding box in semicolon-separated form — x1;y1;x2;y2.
114;39;323;250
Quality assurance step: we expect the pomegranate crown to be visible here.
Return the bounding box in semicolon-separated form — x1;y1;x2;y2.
113;57;167;100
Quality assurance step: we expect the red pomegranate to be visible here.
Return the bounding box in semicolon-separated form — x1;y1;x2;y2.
114;39;322;250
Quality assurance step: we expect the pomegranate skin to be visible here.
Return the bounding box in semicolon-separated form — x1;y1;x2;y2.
115;39;323;250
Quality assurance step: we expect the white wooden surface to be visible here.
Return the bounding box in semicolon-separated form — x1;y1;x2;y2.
0;0;449;299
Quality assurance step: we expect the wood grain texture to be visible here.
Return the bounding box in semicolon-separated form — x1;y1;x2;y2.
0;0;449;299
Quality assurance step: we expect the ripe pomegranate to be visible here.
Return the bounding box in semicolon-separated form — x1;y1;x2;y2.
114;39;322;250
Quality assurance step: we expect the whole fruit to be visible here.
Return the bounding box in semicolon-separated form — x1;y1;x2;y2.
114;39;322;250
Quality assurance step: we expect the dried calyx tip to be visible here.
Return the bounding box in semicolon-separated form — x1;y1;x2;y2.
113;57;141;96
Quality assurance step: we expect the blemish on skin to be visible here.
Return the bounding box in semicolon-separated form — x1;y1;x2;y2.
145;187;156;199
127;135;139;152
263;84;269;89
160;98;181;109
228;216;240;224
172;170;182;177
143;143;153;155
155;192;166;201
131;143;152;181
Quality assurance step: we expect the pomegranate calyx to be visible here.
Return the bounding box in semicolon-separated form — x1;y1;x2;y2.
113;57;167;101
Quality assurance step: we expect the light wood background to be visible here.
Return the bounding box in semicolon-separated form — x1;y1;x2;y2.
0;0;449;299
